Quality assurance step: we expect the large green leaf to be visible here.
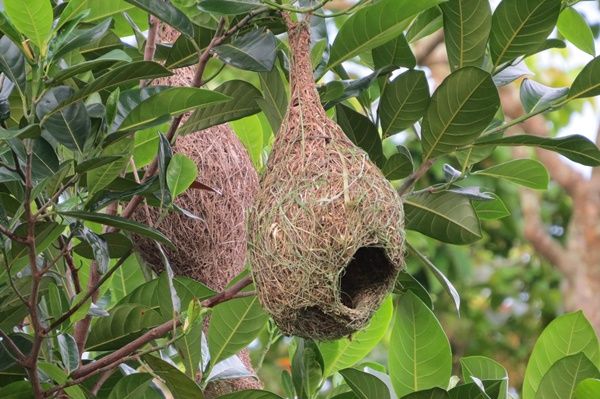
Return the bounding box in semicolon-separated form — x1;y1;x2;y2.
50;50;131;82
51;19;112;61
0;36;25;95
472;193;510;220
256;62;289;134
328;0;445;68
115;87;230;132
401;388;449;399
568;56;600;99
125;0;194;37
535;353;600;399
4;0;52;50
489;0;561;67
231;115;266;168
404;191;482;244
576;379;600;399
36;86;91;154
48;61;171;117
557;7;595;56
336;104;384;165
107;373;162;399
448;380;503;399
86;136;133;194
473;159;549;189
421;67;499;160
214;29;276;72
319;296;393;376
142;355;205;399
179;80;262;134
461;356;508;399
292;339;324;399
372;34;416;70
208;285;268;366
59;211;173;246
389;292;452;397
523;311;600;399
0;11;23;48
198;0;262;15
167;154;198;198
86;304;163;351
441;0;491;70
473;134;600;166
340;368;391;399
379;70;430;137
382;147;414;180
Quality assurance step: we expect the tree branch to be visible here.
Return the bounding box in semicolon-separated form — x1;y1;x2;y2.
69;276;253;381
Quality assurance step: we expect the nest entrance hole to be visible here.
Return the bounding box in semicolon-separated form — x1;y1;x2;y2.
340;247;395;309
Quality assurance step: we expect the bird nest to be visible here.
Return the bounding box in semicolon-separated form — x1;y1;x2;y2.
133;124;259;290
247;17;405;340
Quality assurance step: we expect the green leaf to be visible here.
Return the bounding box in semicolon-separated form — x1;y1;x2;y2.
0;125;40;141
474;159;549;189
59;211;173;246
568;56;600;99
73;226;110;274
519;79;568;113
76;156;123;173
10;222;65;266
489;0;561;67
535;353;600;399
472;193;510;220
473;134;600;166
180;80;262;134
372;34;416;70
4;0;53;50
142;354;205;399
292;339;324;399
73;232;133;259
319;296;393;376
215;390;284;399
231;115;266;168
340;368;391;399
408;244;460;314
389;292;452;397
395;272;433;309
257;62;289;134
404;191;482;244
576;379;600;399
86;136;133;194
109;255;145;302
51;51;131;82
461;356;508;399
379;70;430;137
328;0;445;68
0;36;25;95
198;0;261;15
124;0;194;38
167;154;198;198
557;7;595;56
0;12;24;48
421;67;499;160
107;373;162;399
382;148;414;180
36;86;91;154
336;104;384;165
214;29;276;72
208;285;268;366
115;87;230;132
401;388;449;399
441;0;492;70
57;334;79;375
405;6;443;43
86;304;162;351
48;61;171;117
165;26;213;69
523;311;600;399
175;312;203;380
0;381;34;398
448;380;503;399
51;18;112;61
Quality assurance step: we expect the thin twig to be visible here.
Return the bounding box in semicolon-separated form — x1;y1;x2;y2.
141;15;160;87
0;329;26;363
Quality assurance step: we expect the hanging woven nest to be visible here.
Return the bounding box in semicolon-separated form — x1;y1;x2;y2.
248;16;405;340
133;124;259;290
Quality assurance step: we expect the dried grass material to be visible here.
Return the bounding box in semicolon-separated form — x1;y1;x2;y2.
133;124;259;291
248;18;405;340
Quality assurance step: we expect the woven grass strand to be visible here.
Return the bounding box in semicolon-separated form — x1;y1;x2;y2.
248;16;405;340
